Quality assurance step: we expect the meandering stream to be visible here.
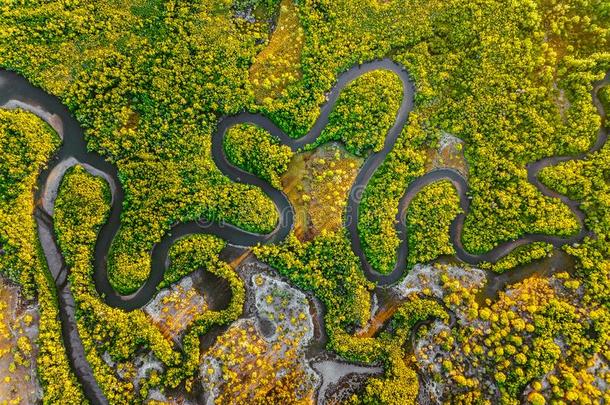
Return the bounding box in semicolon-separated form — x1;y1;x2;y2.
0;60;608;404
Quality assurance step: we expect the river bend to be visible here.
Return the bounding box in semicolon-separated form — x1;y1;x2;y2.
0;60;608;404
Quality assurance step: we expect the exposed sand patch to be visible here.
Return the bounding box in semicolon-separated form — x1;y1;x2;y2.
2;100;64;140
0;276;41;404
425;132;468;178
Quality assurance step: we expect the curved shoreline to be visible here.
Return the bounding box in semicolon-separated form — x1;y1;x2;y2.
0;61;608;403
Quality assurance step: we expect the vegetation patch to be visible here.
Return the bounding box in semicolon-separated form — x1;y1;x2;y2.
55;166;155;402
480;242;554;274
224;123;293;189
282;143;362;240
0;110;59;291
406;180;461;268
201;273;316;403
358;120;428;275
310;69;403;156
54;170;246;400
414;269;609;403
2;0;281;296
1;0;610;402
161;234;225;290
255;232;374;350
249;0;303;103
0;110;84;403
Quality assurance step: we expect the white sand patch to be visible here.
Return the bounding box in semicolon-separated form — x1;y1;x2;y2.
41;158;117;215
0;276;41;403
200;272;318;404
311;360;381;405
2;99;64;140
393;263;486;300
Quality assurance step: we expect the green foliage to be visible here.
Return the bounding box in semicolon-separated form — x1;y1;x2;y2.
429;0;606;253
55;166;161;402
1;0;610;402
55;168;245;399
0;110;60;203
255;231;375;356
358;115;428;274
0;0;280;295
164;235;245;388
257;0;434;137
254;0;606;273
160;233;225;289
310;70;403;156
392;297;449;332
34;267;87;404
406;180;460;267
1;0;607;291
0;110;59;290
420;268;610;403
224;123;293;189
539;141;610;308
54;166;111;267
480;242;553;274
351;298;448;405
356;346;419;405
255;233;451;405
0;110;84;402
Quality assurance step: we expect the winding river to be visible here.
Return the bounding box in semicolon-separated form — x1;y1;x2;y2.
0;60;608;404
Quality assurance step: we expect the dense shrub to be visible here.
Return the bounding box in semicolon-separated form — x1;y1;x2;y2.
224;123;293;189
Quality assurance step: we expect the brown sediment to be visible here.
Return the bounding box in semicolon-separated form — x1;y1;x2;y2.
249;0;304;102
282;143;363;242
355;294;403;338
425;133;468;179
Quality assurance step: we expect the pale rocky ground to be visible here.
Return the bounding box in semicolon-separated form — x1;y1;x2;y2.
144;273;208;344
393;263;489;403
426;132;468;179
140;260;381;404
0;275;41;405
393;262;485;302
200;272;319;404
